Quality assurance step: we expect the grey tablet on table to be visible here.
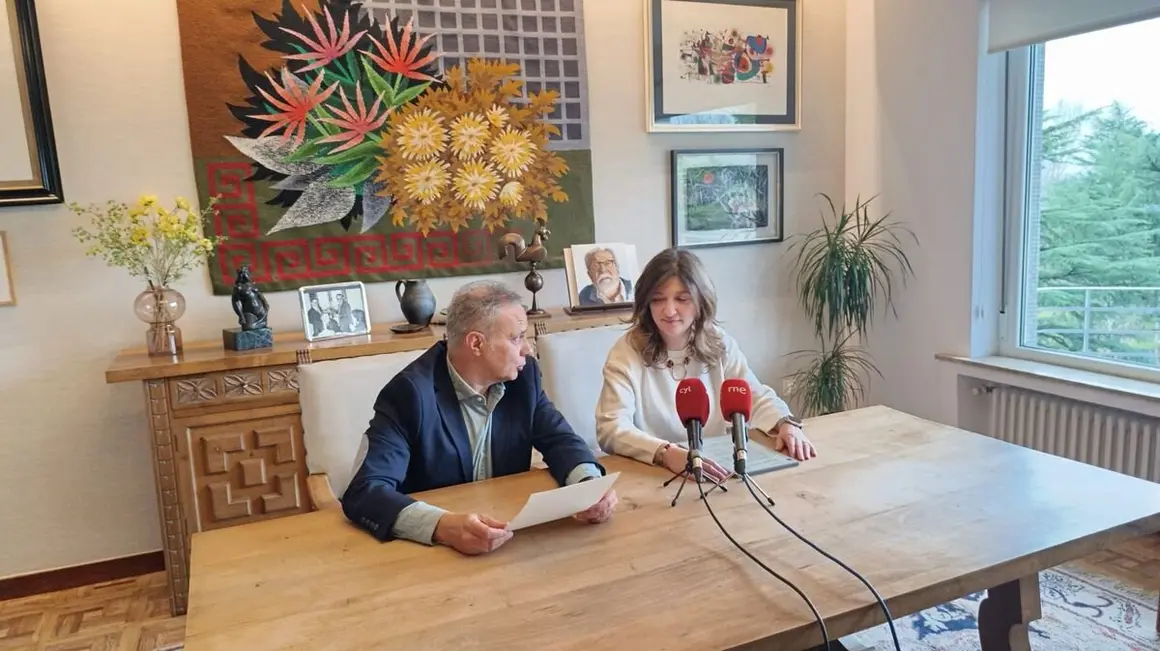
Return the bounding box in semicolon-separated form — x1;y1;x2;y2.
701;435;799;475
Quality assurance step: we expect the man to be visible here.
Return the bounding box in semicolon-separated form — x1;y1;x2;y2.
578;247;633;306
307;296;324;337
343;280;618;555
335;291;354;332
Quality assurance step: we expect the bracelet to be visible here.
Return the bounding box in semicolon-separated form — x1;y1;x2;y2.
774;415;803;433
653;441;673;466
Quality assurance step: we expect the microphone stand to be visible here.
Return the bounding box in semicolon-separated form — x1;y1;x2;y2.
666;416;728;507
744;474;776;507
664;455;729;507
728;413;760;504
726;413;774;508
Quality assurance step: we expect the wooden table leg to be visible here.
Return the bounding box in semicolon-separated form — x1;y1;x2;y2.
977;574;1041;651
144;379;190;616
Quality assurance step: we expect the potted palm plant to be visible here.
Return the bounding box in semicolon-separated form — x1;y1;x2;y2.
785;194;918;416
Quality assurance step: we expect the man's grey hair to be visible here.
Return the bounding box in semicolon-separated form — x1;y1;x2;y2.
584;247;616;270
445;279;524;344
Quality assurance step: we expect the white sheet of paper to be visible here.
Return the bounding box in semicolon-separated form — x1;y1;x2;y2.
507;472;620;531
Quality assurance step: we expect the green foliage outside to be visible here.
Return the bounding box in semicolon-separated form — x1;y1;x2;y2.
1031;101;1160;366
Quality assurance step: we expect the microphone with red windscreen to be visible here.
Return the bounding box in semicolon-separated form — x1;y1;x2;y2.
675;378;711;482
721;378;753;476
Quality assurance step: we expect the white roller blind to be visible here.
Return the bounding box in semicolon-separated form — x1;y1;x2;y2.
987;0;1160;52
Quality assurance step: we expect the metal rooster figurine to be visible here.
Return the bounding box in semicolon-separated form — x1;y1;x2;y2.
498;219;551;317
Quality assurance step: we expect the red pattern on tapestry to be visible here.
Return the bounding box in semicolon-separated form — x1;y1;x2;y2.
426;233;456;268
206;162;500;286
210;162;260;239
312;238;351;275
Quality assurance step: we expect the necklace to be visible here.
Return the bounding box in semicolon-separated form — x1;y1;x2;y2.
665;355;691;381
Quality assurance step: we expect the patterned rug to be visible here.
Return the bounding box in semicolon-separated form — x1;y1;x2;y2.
853;564;1159;650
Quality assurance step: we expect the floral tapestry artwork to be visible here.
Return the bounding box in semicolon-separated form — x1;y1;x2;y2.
174;0;594;294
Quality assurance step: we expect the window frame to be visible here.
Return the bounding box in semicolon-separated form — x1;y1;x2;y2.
998;41;1160;383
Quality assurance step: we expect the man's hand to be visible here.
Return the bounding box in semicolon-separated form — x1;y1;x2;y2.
775;423;817;461
433;512;513;555
573;489;618;524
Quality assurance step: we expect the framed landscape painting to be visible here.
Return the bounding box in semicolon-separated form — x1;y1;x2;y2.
644;0;801;132
670;148;784;249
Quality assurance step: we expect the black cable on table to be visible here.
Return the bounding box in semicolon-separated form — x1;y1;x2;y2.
693;475;832;650
739;475;903;651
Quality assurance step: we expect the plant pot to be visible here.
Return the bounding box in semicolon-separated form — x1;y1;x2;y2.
134;285;187;356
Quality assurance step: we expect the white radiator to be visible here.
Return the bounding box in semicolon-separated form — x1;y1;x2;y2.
982;384;1160;483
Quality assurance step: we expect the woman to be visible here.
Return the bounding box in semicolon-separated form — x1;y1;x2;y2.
595;248;816;481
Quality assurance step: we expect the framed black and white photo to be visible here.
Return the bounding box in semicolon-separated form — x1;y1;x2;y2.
298;281;370;342
563;243;640;312
1;0;62;206
644;0;801;132
671;148;784;249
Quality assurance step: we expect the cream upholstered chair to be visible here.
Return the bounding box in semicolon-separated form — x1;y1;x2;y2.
298;348;426;509
533;323;627;466
297;323;626;506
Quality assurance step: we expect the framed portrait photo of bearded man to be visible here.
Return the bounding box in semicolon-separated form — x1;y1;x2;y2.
563;243;640;313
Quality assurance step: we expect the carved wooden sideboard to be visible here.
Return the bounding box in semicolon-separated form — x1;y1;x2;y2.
104;307;626;616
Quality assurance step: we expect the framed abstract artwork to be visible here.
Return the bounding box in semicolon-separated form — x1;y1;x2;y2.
670;148;784;249
0;0;62;206
644;0;801;132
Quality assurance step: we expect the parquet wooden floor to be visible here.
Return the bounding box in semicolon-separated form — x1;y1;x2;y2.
0;572;184;651
1071;530;1160;589
1;534;1157;650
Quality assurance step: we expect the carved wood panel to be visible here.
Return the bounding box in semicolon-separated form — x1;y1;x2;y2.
142;379;189;617
178;414;310;533
168;366;299;409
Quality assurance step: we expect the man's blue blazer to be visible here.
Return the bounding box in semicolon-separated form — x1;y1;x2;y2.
341;340;605;541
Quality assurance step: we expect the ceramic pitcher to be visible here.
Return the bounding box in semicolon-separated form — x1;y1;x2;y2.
395;279;436;326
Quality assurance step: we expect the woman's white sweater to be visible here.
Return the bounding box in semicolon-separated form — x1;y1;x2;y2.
595;328;793;464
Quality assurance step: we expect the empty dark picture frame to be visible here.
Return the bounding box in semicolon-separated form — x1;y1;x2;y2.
670;147;784;249
1;0;62;207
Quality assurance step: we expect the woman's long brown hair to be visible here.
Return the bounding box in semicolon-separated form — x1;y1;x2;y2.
627;248;725;367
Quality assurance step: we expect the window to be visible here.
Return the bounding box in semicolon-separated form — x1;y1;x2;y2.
1002;16;1160;381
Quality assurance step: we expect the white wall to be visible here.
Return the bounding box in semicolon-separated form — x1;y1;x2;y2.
846;0;990;425
852;0;1160;432
844;0;881;203
0;0;847;578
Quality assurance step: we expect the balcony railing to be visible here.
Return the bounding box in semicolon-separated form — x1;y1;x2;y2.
1032;286;1160;365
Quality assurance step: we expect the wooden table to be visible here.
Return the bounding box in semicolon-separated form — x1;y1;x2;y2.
182;406;1160;650
102;307;624;616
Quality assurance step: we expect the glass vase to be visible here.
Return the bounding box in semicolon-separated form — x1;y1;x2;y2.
134;285;186;356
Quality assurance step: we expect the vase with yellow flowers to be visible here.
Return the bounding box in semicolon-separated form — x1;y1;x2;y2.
70;194;225;356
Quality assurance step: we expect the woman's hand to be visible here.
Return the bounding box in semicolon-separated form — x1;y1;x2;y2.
775;423;817;461
660;444;732;483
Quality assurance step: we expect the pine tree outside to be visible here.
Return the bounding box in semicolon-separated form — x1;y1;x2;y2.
1011;17;1160;373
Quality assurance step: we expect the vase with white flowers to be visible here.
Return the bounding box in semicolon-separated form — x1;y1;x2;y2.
71;194;225;356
